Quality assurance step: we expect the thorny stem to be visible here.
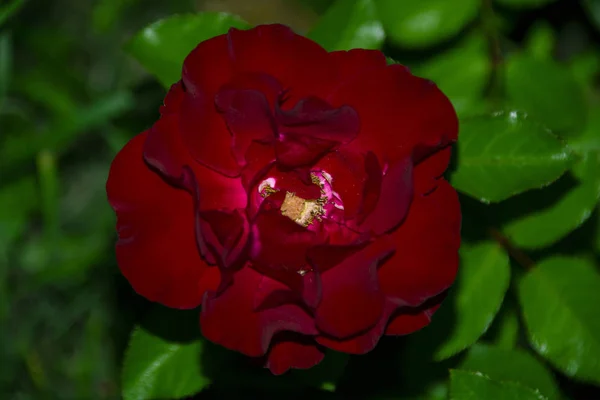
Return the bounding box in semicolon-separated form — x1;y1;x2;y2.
489;228;536;269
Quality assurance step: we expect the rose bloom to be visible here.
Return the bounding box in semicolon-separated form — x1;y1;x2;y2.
107;24;460;375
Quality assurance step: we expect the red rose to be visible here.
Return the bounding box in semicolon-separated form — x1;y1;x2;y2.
107;24;460;375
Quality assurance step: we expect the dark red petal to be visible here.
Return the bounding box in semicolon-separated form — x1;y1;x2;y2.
215;88;276;166
274;132;336;168
227;24;335;103
356;151;382;224
179;93;241;177
160;81;185;115
249;208;325;307
307;243;366;274
198;209;249;270
314;150;367;219
359;157;413;235
378;180;460;307
265;334;325;375
200;266;317;357
276;97;359;144
182;33;233;96
224;72;283;103
145;107;246;210
327;49;387;99
194;167;247;211
254;270;322;311
314;237;394;339
250;209;319;272
316;300;395;354
107;132;217;309
385;303;441;335
144;83;190;183
414;146;452;195
330;64;458;164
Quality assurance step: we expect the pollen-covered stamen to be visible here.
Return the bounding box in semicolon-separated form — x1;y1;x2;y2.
280;192;326;227
258;177;279;198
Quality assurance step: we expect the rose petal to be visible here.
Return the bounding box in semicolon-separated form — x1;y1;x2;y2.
276;97;359;144
327;49;387;100
200;266;317;357
359;157;413;235
253;271;322;312
378;180;460;307
215;87;277;166
314;150;366;218
227;24;335;103
274;132;336;168
265;334;325;375
330;64;458;164
307;243;366;274
198;208;249;270
315;237;394;339
414;146;452;195
316;300;395;354
179;92;241;177
385;302;442;335
356;151;382;224
249;208;325;299
182;32;233;96
107;132;218;308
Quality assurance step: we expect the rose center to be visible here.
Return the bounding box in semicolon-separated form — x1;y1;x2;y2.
258;171;344;228
280;192;325;227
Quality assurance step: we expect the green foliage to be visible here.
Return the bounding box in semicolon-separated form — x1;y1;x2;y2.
375;0;480;48
428;242;511;361
519;257;600;385
125;12;250;88
414;34;491;117
122;327;210;400
450;111;573;203
459;344;560;400
449;370;548;400
495;0;558;8
506;54;587;136
0;0;25;27
503;154;600;249
3;0;600;399
307;0;384;51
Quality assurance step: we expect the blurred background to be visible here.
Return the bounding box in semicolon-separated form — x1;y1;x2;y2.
0;0;599;399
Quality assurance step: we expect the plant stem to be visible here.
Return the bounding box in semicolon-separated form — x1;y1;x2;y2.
489;228;535;269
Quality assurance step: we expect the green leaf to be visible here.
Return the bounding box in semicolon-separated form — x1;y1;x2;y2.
126;12;250;88
0;177;38;243
583;0;600;31
375;0;479;48
484;301;520;349
0;33;10;104
433;242;511;360
122;327;210;400
0;0;25;27
449;370;548;400
0;91;133;167
503;156;600;249
518;257;600;385
307;0;384;51
495;0;558;8
569;107;600;171
450;111;573;203
524;23;555;60
506;54;586;136
460;344;561;400
414;34;490;117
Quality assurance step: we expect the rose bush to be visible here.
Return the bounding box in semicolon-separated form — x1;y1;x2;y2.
106;24;461;375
